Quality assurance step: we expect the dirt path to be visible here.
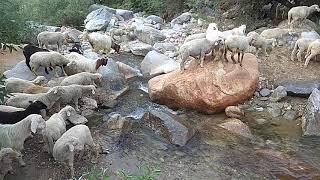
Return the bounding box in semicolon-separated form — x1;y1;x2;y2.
0;50;24;74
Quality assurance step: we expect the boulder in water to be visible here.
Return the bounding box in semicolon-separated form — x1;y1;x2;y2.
84;8;113;31
277;80;320;97
134;26;166;45
116;61;142;79
116;9;134;20
225;106;244;119
302;88;320;136
128;40;154;56
219;118;254;139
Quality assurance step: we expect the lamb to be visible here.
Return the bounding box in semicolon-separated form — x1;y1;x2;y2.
81;30;120;54
304;39;320;67
29;51;70;77
0;148;25;180
291;38;318;62
179;38;223;72
0;101;47;124
224;35;254;66
64;52;108;75
184;33;206;43
22;44;51;74
288;5;320;29
53;125;98;178
247;31;277;57
5;76;47;93
0;114;46;151
59;72;102;87
23;85;51;94
55;85;96;111
37;31;66;52
5;86;64;110
43;106;87;154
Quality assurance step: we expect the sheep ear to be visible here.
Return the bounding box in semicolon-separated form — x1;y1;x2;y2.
31;119;38;133
67;111;71;117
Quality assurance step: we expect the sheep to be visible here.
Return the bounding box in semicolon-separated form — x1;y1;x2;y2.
55;85;96;111
64;53;108;75
61;26;82;43
43;105;87;154
48;77;66;87
224;35;254;66
179;38;224;72
53;125;98;178
221;25;246;39
81;30;120;54
23;85;51;94
22;44;51;74
304;39;320;67
5;76;47;93
184;33;206;43
0;148;25;180
59;72;102;87
247;32;277;57
206;23;246;42
0;114;46;152
0;101;47;124
68;42;83;54
288;5;320;29
37;31;66;52
0;105;24;112
29;51;70;77
291;38;318;62
5;86;64;110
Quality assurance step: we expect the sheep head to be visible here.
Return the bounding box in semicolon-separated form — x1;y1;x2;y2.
29;114;46;134
111;42;121;54
95;57;108;70
310;5;320;12
239;25;247;34
208;23;218;31
33;76;47;85
92;73;103;86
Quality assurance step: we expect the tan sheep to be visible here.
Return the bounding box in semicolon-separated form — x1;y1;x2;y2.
304;39;320;67
291;38;318;62
288;5;320;29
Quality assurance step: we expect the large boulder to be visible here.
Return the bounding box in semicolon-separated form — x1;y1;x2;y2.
84;8;113;31
146;15;164;25
116;9;134;20
140;50;179;76
153;42;177;53
142;108;195;146
171;12;192;26
301;88;320;136
116;61;142;79
88;4;116;14
134;26;166;45
277;80;320;97
300;31;320;39
219;118;254;139
128;40;154;56
148;53;259;114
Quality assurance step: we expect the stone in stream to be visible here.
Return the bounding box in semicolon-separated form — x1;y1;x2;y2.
116;61;142;79
302;88;320;136
277;80;320;97
270;86;287;102
225;106;244;119
283;110;298;121
267;103;282;118
134;26;166;45
128;40;154;56
105;113;132;130
218;118;254;139
142;108;195;146
259;88;271;97
148;53;259;114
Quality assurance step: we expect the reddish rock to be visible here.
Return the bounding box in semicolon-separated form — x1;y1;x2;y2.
218;118;253;139
225;106;244;119
148;53;259;114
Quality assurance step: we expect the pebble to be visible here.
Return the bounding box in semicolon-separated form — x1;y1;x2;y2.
256;118;267;125
260;88;271;97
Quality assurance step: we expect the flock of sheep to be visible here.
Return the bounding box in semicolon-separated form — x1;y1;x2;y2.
0;3;320;180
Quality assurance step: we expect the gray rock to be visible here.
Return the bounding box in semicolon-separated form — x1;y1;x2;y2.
146;15;164;24
302;88;320;136
267;103;282;118
142;108;195;146
225;106;244;119
300;31;320;39
260;88;271;97
256;118;267;125
105;113;132;130
277;80;320;97
283;110;298;121
116;9;134;20
171;12;192;26
270;86;287;102
153;42;177;53
88;4;116;14
116;61;142;79
135;26;166;45
219;118;254;139
128;40;154;56
140;50;179;76
84;8;113;31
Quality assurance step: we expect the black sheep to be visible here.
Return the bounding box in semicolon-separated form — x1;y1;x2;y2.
68;42;83;54
0;101;47;124
23;44;53;74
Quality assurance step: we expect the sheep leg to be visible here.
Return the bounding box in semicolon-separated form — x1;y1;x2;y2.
297;50;303;62
263;47;269;57
211;49;216;61
224;47;229;62
60;66;67;76
47;136;54;155
74;98;80;111
200;50;205;68
68;154;75;178
240;51;245;67
304;54;316;68
237;51;241;63
230;51;237;64
219;48;224;61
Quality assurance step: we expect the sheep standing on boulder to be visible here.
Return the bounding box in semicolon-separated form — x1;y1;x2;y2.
304;39;320;67
81;30;120;54
288;5;320;29
5;76;47;93
22;44;51;74
0;148;26;180
247;31;277;57
29;51;70;77
291;38;318;62
59;72;102;87
224;35;254;66
37;31;66;52
53;125;99;178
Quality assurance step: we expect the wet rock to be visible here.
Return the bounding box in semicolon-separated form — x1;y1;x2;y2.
277;80;320;97
128;40;154;56
283;110;298;121
84;8;113;31
116;62;142;79
94;87;128;108
148;53;259;114
267;103;282;118
146;15;164;25
142;108;195;146
153;42;177;54
219;118;254;139
116;9;134;20
302;88;320;136
141;50;179;76
135;26;166;45
259;88;271;97
171;12;192;26
270;86;287;102
106;113;132;130
225;106;244;119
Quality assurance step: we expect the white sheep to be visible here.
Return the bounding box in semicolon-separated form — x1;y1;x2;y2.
288;5;320;29
291;38;318;62
23;85;51;94
59;72;102;87
206;23;246;42
304;39;320;67
0;105;24;112
56;85;96;111
43;105;87;154
37;31;66;52
0;148;25;180
5;76;47;93
0;114;46;151
81;30;112;54
53;125;98;178
179;38;223;72
247;31;277;57
5;86;64;110
221;25;246;39
30;51;70;77
224;35;254;66
184;33;206;43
